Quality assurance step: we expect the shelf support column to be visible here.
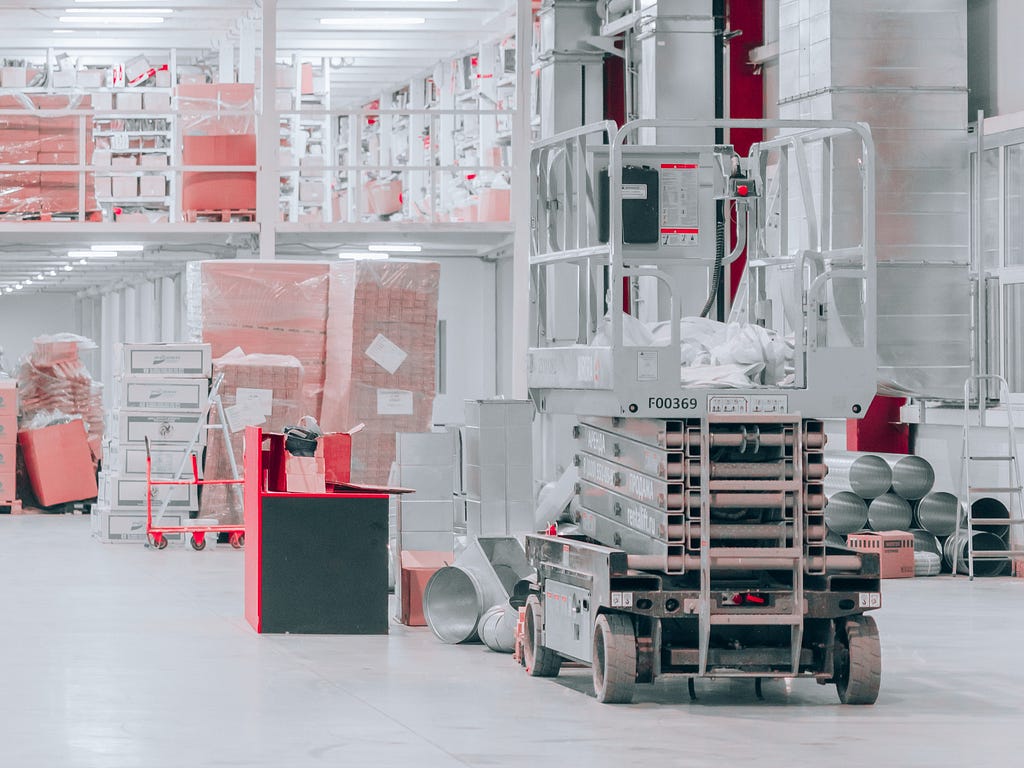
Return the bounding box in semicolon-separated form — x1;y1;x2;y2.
257;0;278;259
511;0;533;398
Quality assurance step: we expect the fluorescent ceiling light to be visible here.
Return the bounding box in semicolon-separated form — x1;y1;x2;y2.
35;273;45;281
14;284;23;290
338;251;388;260
59;15;164;23
63;265;74;272
92;243;143;252
369;244;420;253
77;259;88;265
69;250;118;259
320;17;425;28
64;7;173;13
47;270;57;277
24;280;33;286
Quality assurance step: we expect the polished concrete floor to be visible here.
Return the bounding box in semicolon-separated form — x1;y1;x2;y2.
1;515;1022;767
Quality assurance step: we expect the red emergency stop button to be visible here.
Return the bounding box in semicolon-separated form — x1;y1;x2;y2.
737;184;749;197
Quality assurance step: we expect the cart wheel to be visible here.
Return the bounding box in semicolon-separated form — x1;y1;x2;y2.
148;533;168;550
190;534;206;551
593;612;637;704
229;532;245;549
835;614;881;705
523;595;561;678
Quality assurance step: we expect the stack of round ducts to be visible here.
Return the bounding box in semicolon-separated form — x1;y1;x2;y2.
943;531;1010;577
867;493;914;531
824;492;869;534
824;453;893;499
913;492;960;537
872;453;935;500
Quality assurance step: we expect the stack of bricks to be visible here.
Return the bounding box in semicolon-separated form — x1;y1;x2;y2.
195;261;328;418
321;261;440;485
174;84;256;212
0;94;96;216
0;379;16;506
201;351;303;524
17;336;104;463
94;343;211;543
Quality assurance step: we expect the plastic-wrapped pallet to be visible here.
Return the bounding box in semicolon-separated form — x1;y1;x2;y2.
199;349;303;524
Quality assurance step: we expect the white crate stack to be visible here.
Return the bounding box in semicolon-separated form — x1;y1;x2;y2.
93;343;212;543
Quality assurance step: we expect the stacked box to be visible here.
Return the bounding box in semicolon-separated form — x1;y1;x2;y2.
200;350;303;525
189;260;440;485
461;400;535;538
94;343;211;542
0;380;17;502
321;261;441;484
175;84;256;211
0;94;96;214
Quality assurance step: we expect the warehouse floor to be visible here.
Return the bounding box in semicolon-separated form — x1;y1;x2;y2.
1;516;1021;767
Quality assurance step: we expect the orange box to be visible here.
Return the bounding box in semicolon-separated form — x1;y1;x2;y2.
182;134;256;166
0;379;15;415
399;550;452;626
18;421;98;506
0;413;16;442
0;444;17;473
846;531;915;578
0;469;15;501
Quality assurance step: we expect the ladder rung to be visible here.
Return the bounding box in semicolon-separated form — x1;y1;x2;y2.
968;455;1016;462
969;486;1023;493
969;518;1024;526
969;551;1024;558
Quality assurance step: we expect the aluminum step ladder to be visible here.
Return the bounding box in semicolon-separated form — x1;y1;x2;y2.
958;374;1024;579
696;414;806;676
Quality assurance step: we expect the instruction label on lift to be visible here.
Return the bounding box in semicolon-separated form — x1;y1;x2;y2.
660;163;700;247
708;395;789;414
621;183;648;200
637;350;658;381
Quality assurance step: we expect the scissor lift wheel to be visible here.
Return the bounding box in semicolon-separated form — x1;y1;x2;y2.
523;595;562;678
593;613;637;704
834;614;881;705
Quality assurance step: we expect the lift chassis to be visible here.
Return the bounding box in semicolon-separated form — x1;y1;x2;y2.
525;119;883;703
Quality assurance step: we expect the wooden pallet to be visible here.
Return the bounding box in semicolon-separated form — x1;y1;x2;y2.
0;500;24;514
184;208;256;223
0;210;102;222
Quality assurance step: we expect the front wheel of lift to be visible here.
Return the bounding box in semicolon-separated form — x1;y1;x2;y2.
835;614;881;705
523;595;562;678
593;613;637;704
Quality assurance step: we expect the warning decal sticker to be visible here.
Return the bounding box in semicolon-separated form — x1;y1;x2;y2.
660;163;700;247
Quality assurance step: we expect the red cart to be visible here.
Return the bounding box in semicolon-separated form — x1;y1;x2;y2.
145;436;245;551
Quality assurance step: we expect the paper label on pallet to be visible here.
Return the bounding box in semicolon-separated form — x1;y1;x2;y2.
377;388;414;415
858;592;881;608
224;401;266;433
365;333;408;375
235;387;273;416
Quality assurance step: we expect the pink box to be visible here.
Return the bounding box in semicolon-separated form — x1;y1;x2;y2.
139;175;166;197
18;421;98;506
112;175;138;198
95;176;112;198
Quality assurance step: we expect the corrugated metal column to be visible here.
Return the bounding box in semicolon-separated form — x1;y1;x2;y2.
257;0;278;259
137;281;156;343
122;287;138;344
100;291;120;409
160;276;177;342
511;0;533;398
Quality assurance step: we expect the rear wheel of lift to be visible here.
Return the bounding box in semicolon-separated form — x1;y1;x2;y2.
524;595;561;677
592;613;637;704
835;614;881;705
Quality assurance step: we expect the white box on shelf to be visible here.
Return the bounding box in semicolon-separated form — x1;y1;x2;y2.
93;150;112;167
139;175;166;197
119;377;208;410
139;154;169;169
121;343;212;377
77;69;105;88
112;175;138;198
143;92;171;112
299;155;324;173
299;181;324;204
154;70;171;88
105;473;199;511
51;69;76;88
92;92;114;111
0;67;27;88
118;410;205;446
95;177;112;198
115;92;143;111
111;155;138;169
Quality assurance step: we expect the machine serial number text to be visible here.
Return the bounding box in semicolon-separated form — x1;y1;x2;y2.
649;397;699;410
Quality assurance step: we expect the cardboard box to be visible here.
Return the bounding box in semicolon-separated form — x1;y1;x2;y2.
0;378;16;415
92;92;114;111
112;175;138;198
118;410;205;446
140;153;169;169
139;175;166;197
111;155;139;169
143;92;171;112
115;92;143;111
0;67;27;88
121;343;212;377
77;69;105;88
117;443;200;478
0;412;17;442
0;443;17;473
0;469;16;501
399;550;452;626
91;506;185;543
95;176;112;198
846;531;915;578
299;180;324;204
102;474;198;511
119;377;208;410
18;421;98;506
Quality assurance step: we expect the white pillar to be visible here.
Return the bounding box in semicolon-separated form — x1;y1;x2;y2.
101;291;121;409
257;0;278;259
161;276;177;342
218;36;235;84
122;286;138;344
239;20;256;84
511;0;533;399
137;281;156;342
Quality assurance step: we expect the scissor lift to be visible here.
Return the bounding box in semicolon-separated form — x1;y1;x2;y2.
522;118;883;704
